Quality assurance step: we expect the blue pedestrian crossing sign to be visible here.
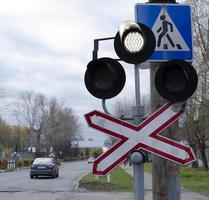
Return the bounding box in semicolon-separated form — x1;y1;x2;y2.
135;4;193;61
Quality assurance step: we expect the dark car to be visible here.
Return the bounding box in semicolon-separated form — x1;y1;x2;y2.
30;157;59;179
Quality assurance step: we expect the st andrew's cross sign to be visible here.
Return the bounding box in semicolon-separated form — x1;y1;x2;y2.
85;103;195;176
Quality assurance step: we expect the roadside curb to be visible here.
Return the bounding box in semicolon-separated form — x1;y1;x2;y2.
74;172;89;190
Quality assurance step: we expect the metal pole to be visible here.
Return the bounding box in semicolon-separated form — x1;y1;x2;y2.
135;64;141;106
131;64;145;200
130;151;144;200
92;37;115;60
134;163;144;200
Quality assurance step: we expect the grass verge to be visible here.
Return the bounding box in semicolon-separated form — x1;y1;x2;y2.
144;162;209;196
0;168;15;173
80;163;209;195
180;166;209;196
79;167;133;191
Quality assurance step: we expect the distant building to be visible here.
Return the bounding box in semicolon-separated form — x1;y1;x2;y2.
69;139;104;158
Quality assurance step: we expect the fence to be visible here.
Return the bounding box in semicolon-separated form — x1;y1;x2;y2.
7;160;16;169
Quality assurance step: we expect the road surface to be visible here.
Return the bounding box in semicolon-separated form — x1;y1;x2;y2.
0;160;131;200
0;160;207;200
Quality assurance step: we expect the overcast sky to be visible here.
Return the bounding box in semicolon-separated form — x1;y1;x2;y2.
0;0;153;144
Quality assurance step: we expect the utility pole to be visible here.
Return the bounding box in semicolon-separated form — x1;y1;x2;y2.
148;0;181;200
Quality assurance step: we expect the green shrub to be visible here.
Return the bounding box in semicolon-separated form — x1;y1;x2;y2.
0;159;8;169
17;160;23;168
23;159;29;166
0;158;33;170
92;148;103;158
23;159;33;167
0;160;3;168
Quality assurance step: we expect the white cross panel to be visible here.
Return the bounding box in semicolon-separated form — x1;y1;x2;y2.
85;103;196;176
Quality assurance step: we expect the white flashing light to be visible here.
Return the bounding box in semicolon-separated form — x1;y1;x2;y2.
124;32;144;53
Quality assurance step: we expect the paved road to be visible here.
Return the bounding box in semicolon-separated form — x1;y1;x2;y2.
0;160;89;200
0;160;132;200
0;161;208;200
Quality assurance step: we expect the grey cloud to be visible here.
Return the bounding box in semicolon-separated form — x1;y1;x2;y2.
0;0;148;142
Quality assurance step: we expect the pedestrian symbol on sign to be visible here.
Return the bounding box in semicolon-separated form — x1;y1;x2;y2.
152;9;190;51
157;15;182;50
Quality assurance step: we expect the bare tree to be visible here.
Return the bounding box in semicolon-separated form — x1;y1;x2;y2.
14;91;81;158
182;0;209;168
14;91;48;153
114;98;133;118
44;97;81;156
181;98;199;167
0;88;10;112
44;97;63;150
114;95;150;118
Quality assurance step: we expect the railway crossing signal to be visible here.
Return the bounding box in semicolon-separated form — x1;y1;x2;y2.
85;103;195;175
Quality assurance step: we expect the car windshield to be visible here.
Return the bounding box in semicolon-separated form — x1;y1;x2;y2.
33;158;53;165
